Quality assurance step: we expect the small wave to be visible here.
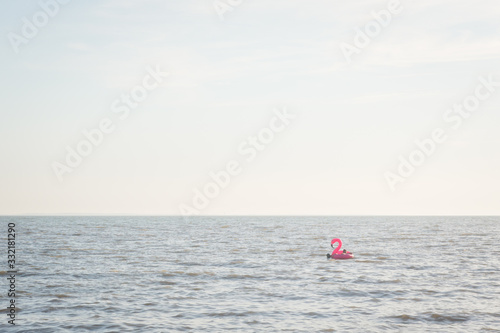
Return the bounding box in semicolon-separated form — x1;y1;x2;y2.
224;274;265;279
185;271;215;277
160;281;176;285
46;284;64;288
229;260;246;264
285;248;301;252
460;233;488;236
183;262;204;267
41;306;62;313
418;289;439;295
426;313;470;322
354;276;369;283
207;311;258;317
61;324;124;331
389;314;419;321
0;307;21;313
16;272;44;278
407;266;427;270
303;312;330;318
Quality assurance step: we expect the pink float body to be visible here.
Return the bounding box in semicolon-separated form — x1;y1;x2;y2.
330;238;354;260
331;252;353;260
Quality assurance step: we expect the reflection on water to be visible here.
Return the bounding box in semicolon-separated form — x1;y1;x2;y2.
3;216;499;332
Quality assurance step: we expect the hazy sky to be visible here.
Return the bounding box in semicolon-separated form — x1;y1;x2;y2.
1;0;499;215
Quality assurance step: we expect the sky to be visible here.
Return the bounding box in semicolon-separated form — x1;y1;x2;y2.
0;0;499;215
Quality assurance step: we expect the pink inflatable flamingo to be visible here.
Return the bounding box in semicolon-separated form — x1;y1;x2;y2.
327;238;353;259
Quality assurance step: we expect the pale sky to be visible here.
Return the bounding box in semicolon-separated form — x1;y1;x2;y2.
1;0;499;215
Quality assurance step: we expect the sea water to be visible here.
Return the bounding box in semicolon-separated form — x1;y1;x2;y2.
2;216;499;332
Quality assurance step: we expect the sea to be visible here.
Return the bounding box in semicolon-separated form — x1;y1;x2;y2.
1;216;499;332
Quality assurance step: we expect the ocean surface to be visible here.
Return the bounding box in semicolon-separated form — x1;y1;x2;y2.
2;216;500;332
